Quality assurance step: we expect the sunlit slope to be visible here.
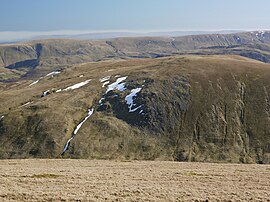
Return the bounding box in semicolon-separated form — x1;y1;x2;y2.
1;31;270;81
0;55;270;163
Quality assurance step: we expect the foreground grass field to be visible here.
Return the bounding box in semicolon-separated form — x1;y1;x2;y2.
0;160;269;201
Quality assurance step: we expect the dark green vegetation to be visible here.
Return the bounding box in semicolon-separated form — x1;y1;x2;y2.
1;31;270;81
30;173;61;178
1;54;270;163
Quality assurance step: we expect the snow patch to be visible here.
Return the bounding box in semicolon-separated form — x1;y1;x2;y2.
62;137;74;153
29;71;60;86
46;71;61;77
102;81;110;87
29;80;40;86
256;31;265;39
56;89;62;93
98;76;127;106
115;83;126;91
62;108;94;154
99;76;110;83
129;105;143;112
106;76;127;93
99;98;105;105
0;115;4;120
125;88;142;112
73;108;94;135
42;90;50;97
63;79;91;91
21;101;33;107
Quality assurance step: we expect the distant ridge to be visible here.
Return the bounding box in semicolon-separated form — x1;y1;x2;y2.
0;30;244;43
1;30;270;81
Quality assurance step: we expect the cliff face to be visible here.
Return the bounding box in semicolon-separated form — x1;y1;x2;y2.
1;31;270;81
0;55;270;163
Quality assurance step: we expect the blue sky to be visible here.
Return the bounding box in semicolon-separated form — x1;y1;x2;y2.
1;0;270;32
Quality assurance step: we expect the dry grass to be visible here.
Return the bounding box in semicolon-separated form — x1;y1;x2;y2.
0;159;269;201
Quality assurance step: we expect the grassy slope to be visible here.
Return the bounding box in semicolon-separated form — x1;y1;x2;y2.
0;55;270;163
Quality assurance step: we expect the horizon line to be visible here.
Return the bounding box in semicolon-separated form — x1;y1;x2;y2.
0;29;269;43
1;28;269;33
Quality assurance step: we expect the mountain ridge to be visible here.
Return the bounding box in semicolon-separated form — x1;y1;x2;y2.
0;30;243;43
1;31;270;81
1;55;270;163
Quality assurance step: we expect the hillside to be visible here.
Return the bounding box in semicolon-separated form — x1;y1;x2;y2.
0;55;270;163
1;31;270;81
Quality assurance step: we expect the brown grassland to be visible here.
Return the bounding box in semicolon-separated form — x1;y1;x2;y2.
0;159;269;201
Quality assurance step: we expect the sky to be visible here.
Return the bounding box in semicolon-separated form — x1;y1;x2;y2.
0;0;269;41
